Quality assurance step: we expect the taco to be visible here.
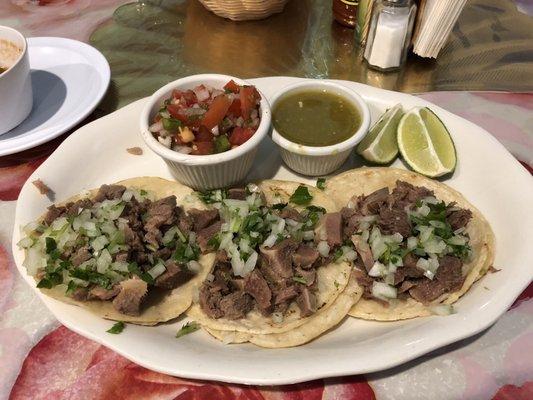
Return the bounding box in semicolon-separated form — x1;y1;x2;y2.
17;177;215;325
186;180;362;347
325;167;495;321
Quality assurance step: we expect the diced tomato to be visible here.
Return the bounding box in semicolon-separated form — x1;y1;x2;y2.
196;125;214;142
191;141;214;155
229;127;254;146
182;90;197;106
223;80;241;94
227;99;241;117
201;94;232;130
166;104;189;123
172;89;183;100
240;86;259;120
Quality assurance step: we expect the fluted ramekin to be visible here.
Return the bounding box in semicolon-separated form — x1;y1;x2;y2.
140;74;271;190
270;81;370;176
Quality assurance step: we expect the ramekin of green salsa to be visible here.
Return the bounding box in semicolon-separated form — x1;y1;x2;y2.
271;81;370;176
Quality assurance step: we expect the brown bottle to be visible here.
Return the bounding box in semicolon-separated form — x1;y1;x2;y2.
332;0;359;28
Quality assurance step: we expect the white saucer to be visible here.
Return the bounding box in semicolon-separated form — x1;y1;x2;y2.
0;37;110;156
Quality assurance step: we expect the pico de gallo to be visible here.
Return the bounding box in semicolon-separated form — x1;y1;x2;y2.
149;80;262;155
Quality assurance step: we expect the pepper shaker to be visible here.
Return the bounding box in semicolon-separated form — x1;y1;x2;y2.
363;0;417;71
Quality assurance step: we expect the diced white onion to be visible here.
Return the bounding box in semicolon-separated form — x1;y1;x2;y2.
302;231;314;241
243;251;258;275
17;237;33;249
263;234;277;248
187;260;202;273
422;196;439;205
407;236;418;250
317;241;330;257
158;136;172;148
148;262;167;279
368;261;387;277
429;220;446;229
430;304;456;316
97;249;112;273
447;235;466;246
206;273;214;282
372;282;397;299
341;246;357;262
418;226;434;243
149;120;163;132
272;312;284;324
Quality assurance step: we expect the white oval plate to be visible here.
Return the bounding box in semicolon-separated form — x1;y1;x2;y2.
12;77;533;385
0;37;110;156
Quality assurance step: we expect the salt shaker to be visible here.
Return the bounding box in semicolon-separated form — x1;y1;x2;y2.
363;0;417;71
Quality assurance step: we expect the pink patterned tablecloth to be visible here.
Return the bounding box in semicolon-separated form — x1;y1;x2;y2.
0;92;531;400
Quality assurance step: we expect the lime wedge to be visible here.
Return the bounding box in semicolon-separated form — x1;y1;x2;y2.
356;104;404;164
397;107;456;177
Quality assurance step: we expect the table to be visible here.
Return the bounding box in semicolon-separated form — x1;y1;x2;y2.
0;1;532;399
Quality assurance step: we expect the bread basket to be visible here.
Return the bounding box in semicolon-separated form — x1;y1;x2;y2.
198;0;290;21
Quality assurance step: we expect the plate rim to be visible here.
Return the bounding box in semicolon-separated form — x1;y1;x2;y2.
0;36;111;156
11;77;533;385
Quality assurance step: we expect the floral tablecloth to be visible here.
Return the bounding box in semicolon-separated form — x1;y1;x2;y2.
0;92;532;400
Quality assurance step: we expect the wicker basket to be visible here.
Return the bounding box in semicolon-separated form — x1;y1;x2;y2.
198;0;290;21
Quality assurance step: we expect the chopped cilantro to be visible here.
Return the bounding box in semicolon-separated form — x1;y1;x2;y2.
70;269;113;289
36;272;62;289
207;233;221;249
107;321;125;334
198;189;227;204
333;248;344;261
334;280;340;289
140;189;147;196
272;203;287;210
289;185;313;205
66;280;78;294
316;178;326;190
45;237;57;253
176;321;200;338
292;275;307;285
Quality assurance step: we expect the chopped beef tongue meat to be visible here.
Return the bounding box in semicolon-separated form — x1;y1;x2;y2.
292;244;319;268
409;255;464;304
71;245;91;267
197;220;223;253
274;285;299;305
351;235;374;272
143;196;177;248
94;184;126;202
188;209;220;232
112;278;148;316
43;205;65;226
295;267;316;286
65;199;93;217
359;187;390;215
176;207;193;235
227;188;247;200
243;269;272;313
391;181;434;207
199;283;225;319
393;253;425;285
259;239;298;284
352;267;373;299
154;260;187;289
447;207;473;230
378;208;411;238
315;212;342;247
145;196;177;230
218;291;254;320
88;285;120;301
279;207;303;222
296;287;317;317
341;207;364;237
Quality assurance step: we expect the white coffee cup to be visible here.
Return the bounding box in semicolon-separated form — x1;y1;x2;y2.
0;26;33;135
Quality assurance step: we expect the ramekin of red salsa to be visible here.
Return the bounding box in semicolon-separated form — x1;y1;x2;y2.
140;74;271;190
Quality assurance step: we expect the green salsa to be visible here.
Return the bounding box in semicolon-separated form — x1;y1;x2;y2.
273;89;361;147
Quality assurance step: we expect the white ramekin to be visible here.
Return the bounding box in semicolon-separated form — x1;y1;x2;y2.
270;81;371;176
140;74;271;190
0;26;33;135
